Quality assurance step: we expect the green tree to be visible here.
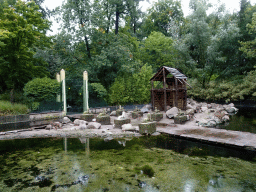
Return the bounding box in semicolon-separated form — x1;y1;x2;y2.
108;64;152;105
182;0;212;87
141;0;184;37
240;13;256;58
0;0;51;97
139;31;176;70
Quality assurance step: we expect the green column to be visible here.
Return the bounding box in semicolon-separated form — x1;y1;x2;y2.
60;69;67;115
83;71;89;112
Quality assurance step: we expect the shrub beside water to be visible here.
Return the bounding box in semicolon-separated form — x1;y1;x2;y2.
0;101;29;116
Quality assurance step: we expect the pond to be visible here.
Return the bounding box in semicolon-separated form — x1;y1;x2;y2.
0;135;255;191
219;107;256;134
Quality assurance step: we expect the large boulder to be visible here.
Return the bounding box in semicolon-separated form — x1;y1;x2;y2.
74;119;81;125
87;122;101;129
225;107;238;114
166;107;179;119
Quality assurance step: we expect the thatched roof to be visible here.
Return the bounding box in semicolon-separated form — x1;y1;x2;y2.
150;66;187;81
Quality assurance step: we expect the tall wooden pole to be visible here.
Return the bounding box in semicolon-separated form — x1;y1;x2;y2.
163;68;167;111
83;71;89;112
60;69;67;115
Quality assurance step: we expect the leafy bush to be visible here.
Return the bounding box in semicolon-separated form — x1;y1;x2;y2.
23;77;60;102
187;70;256;102
0;101;29;116
108;64;153;105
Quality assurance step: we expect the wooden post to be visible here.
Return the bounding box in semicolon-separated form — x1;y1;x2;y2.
151;80;155;111
175;77;178;108
163;68;167;111
184;85;187;110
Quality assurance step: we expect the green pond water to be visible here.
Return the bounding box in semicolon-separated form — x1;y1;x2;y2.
220;107;256;134
0;135;256;192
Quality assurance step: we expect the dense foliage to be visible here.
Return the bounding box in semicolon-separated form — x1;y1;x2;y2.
0;0;51;94
1;0;256;108
23;77;60;102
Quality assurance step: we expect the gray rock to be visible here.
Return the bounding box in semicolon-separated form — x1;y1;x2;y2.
222;115;230;122
141;106;149;113
166;107;179;119
122;124;136;131
63;117;71;124
207;120;217;127
186;104;194;110
74;119;81;125
201;107;208;112
225;107;238;113
207;104;212;109
198;119;217;127
186;109;195;115
79;120;87;126
110;111;116;116
151;132;161;136
87;122;101;129
45;124;53;130
78;121;87;129
52;122;62;129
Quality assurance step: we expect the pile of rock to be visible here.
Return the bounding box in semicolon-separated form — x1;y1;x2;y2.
166;99;239;127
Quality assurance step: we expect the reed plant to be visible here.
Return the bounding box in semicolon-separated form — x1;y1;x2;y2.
0;101;29;116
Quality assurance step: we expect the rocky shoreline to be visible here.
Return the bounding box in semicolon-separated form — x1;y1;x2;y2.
0;99;240;141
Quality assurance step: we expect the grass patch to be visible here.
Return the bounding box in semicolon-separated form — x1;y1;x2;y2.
0;101;29;116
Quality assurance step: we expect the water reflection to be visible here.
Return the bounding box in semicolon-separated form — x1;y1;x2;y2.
0;136;255;191
219;107;256;133
64;137;90;156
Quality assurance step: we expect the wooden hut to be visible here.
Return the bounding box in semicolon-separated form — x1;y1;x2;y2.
150;66;189;111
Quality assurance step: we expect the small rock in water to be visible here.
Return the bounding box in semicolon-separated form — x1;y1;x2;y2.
35;176;52;187
138;181;147;188
73;175;89;185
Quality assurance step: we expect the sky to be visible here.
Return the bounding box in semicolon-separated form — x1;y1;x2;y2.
43;0;256;35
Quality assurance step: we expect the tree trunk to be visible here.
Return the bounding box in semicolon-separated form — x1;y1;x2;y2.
115;6;120;34
80;19;91;59
84;35;91;59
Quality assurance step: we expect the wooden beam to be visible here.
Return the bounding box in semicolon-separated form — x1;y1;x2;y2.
182;79;192;88
163;68;167;111
175;77;178;108
151;81;155;110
